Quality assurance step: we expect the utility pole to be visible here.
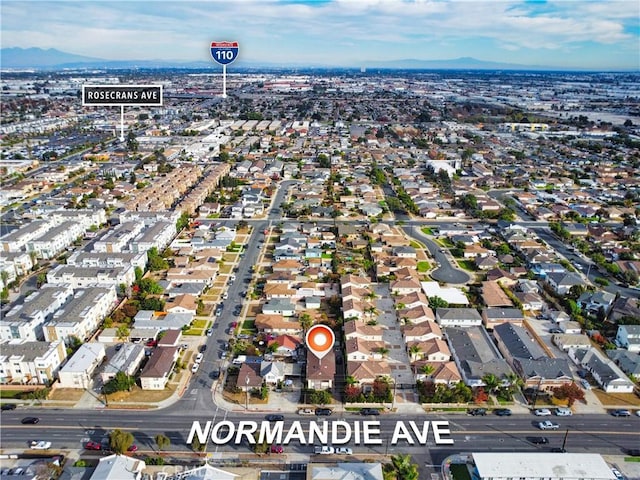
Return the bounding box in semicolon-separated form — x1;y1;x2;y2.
561;428;569;451
245;375;250;411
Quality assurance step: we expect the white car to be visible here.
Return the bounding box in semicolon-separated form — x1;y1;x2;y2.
314;446;335;454
534;408;552;416
335;447;353;455
191;363;200;373
30;440;51;450
555;408;573;417
611;468;624;480
195;353;204;363
538;420;560;430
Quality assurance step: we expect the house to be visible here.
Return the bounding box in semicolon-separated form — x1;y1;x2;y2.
607;350;640;380
0;340;67;385
545;272;583;295
90;453;145;480
101;344;145;383
58;342;106;389
344;320;384;341
158;329;182;347
397;305;436;324
347;360;391;387
481;308;525;330
306;462;384;480
255;314;301;335
345;337;387;361
407;337;451;362
552;333;591;351
236;363;263;391
262;299;296;317
306;350;335;389
139;346;178;390
413;361;461;385
568;347;635;393
402;322;443;342
445;326;514;387
435;308;483;327
165;294;198;315
389;277;422;295
577;291;616;316
615;324;640;353
267;334;302;357
481;281;513;308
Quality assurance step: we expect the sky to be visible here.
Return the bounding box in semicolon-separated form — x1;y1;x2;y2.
1;0;639;70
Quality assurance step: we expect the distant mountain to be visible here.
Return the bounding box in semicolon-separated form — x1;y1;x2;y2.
0;47;591;71
1;47;104;68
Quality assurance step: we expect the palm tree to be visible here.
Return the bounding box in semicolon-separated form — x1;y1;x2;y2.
346;375;358;386
408;345;422;361
482;373;500;394
419;364;435;377
505;372;524;395
299;313;313;333
376;347;390;358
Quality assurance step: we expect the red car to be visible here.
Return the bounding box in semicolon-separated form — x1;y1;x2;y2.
84;441;101;451
127;444;138;452
270;444;283;454
145;340;158;347
230;321;238;328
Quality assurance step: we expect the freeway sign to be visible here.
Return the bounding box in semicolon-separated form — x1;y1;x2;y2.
210;41;239;65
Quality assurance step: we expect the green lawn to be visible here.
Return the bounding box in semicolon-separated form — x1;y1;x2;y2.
183;328;204;336
192;319;208;329
0;390;24;399
417;261;430;272
457;260;477;271
409;240;423;249
449;464;472;480
421;227;434;235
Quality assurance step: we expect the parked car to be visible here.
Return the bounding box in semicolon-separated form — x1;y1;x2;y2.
494;409;512;416
527;437;549;445
84;441;102;451
549;328;563;334
21;417;39;424
360;408;380;416
314;446;335;454
611;468;624;480
297;408;314;416
265;414;284;422
211;369;221;380
579;379;591;390
199;345;207;352
127;445;138;452
610;409;631;417
195;353;204;363
191;363;200;373
534;408;552;416
315;408;333;416
555;408;572;416
29;440;52;450
270;445;283;454
335;447;353;455
206;328;213;336
467;408;487;416
538;420;560;430
0;404;16;411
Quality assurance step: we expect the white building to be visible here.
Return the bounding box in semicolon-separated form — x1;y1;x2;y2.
130;220;176;253
93;220;145;253
0;340;67;385
46;265;136;288
101;344;145;382
26;221;84;259
43;286;118;343
0;220;52;253
0;285;74;342
90;453;146;480
57;342;106;389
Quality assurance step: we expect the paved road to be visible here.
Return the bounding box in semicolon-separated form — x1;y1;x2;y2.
1;409;638;457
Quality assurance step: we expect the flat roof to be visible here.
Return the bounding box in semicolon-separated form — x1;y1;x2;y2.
472;453;617;479
421;281;469;305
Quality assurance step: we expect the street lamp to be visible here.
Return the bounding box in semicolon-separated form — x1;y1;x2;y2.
245;375;250;411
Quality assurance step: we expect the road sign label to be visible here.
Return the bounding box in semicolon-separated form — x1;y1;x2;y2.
210;41;239;65
82;85;163;106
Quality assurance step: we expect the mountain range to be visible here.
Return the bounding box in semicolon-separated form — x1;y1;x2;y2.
0;47;596;71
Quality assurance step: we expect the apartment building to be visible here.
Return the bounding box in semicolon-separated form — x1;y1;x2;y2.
46;264;136;288
92;220;145;253
0;339;67;385
26;221;84;259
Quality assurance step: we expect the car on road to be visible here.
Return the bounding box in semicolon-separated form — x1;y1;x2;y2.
494;409;512;416
84;441;102;451
538;420;560;430
625;448;640;457
265;414;284;422
611;468;624;480
579;379;591;390
206;328;213;336
1;404;16;411
199;345;207;352
21;417;39;424
610;409;631;417
548;328;563;334
195;353;204;363
555;408;572;416
315;408;332;416
270;444;283;454
527;437;549;445
297;408;314;415
314;446;334;454
29;440;52;450
550;447;567;453
127;445;138;453
360;408;380;416
191;363;200;374
211;369;220;379
220;351;228;359
335;447;353;455
222;292;228;300
230;321;238;328
534;408;552;416
467;408;487;416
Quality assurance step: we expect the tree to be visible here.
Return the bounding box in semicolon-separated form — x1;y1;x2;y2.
110;429;134;454
419;364;435;376
36;272;47;288
155;434;170;451
408;345;422;361
103;371;136;394
482;373;500;394
116;326;130;343
553;382;585;406
176;212;190;232
299;313;313;333
0;271;9;288
385;454;420;480
428;296;449;310
267;342;279;354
